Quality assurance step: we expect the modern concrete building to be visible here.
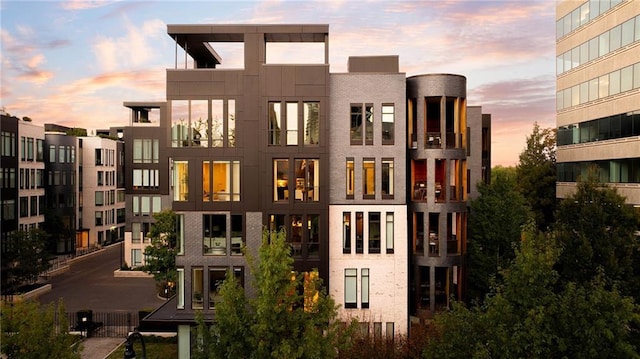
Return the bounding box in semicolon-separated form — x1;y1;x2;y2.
406;74;490;318
128;24;491;357
556;0;640;205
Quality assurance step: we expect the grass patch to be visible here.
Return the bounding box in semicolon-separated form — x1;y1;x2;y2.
106;335;177;359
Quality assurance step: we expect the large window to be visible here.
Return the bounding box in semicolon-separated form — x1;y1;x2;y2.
345;268;357;309
304;102;319;145
1;131;15;157
209;268;226;309
368;212;381;254
308;214;319;257
26;138;34;161
274;159;289;201
343;212;351;253
294;159;319;202
202;160;241;202
365;104;374;145
192;267;204;309
95;211;103;226
203;214;244;256
177;268;185;309
133;169;159;189
203;214;227;255
386;213;394;254
287;102;298;145
346;158;355;199
363;159;375;198
382;104;395;144
382;159;394;198
361;268;370;308
171;100;207;147
269;102;281;145
132;196;161;216
95;191;104;206
19;197;27;217
173;161;189;201
133;139;159;163
350;105;363;144
131;249;142;267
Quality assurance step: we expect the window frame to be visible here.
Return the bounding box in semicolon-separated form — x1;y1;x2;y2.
344;268;357;309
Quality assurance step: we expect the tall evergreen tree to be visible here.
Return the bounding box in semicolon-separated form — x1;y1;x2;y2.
516;122;556;230
467;167;531;302
554;173;640;299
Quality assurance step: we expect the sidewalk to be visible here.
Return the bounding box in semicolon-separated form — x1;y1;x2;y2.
80;337;124;359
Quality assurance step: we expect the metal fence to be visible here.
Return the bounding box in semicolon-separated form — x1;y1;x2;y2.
68;311;139;338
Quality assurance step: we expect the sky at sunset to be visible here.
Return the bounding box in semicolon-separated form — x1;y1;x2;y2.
1;0;557;166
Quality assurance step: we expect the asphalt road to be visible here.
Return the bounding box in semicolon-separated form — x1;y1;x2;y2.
38;243;165;312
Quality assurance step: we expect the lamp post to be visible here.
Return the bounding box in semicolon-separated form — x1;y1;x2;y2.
123;330;147;359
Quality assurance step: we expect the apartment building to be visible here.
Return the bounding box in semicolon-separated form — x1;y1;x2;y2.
130;24;490;357
1;115;46;244
556;0;640;205
329;56;408;337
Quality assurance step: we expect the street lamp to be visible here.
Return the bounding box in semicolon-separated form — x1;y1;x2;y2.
124;330;147;359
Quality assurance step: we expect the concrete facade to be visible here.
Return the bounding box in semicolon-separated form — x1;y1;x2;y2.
556;0;640;205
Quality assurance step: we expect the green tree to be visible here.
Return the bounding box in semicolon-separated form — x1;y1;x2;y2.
142;210;178;297
1;229;52;292
424;227;640;359
554;173;640;299
467;167;531;302
1;299;81;358
516;122;556;231
197;228;349;359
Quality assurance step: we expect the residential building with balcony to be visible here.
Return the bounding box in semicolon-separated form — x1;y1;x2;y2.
130;24;491;357
556;0;640;205
1;115;20;247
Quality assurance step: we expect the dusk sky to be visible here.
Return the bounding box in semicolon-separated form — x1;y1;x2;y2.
1;0;556;166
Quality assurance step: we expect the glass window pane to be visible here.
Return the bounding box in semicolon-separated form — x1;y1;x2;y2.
599;32;609;57
589;37;599;61
365;104;374;145
228;99;236;147
345;269;357;307
634;63;640;89
211;99;223;148
590;0;600;20
599;74;609;98
579;42;589;65
636;16;640;41
609;70;620;95
571;47;580;68
557;55;564;75
386;213;394;251
192;100;208;147
621;18;634;46
571;85;580;106
589;78;599;101
350;105;363;144
171;100;189;147
346;159;355;197
268;102;281;145
363;159;375;197
610;25;621;52
580;82;589;104
304;102;319;145
286;102;298;145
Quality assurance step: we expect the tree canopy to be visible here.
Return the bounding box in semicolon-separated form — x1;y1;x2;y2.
424;226;640;359
516;122;556;230
554;173;640;299
194;228;350;359
142;210;178;296
467;167;531;301
1;299;81;359
1;229;52;292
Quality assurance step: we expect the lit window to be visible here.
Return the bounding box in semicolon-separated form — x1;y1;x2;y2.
346;158;354;199
363;159;375;198
273;159;289;202
202;160;241;202
356;212;364;254
192;267;204;309
294;159;319;202
173;161;189;201
204;214;227;255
